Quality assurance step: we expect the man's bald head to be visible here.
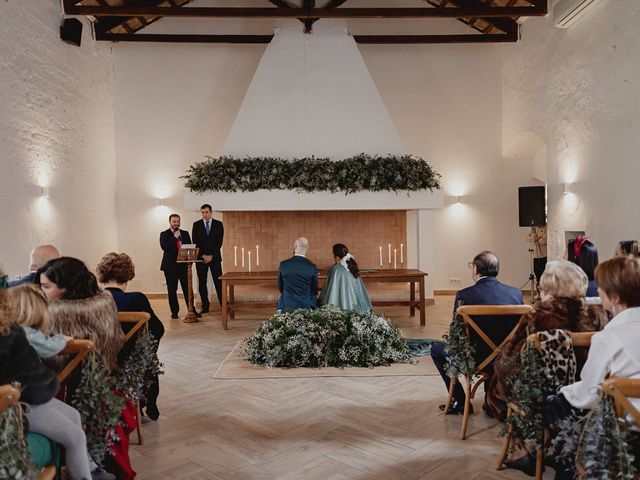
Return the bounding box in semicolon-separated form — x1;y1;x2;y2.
472;251;499;277
294;237;309;255
30;245;60;272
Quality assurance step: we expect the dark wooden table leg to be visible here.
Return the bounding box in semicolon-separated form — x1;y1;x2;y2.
229;284;235;321
419;276;426;326
410;281;416;317
221;279;228;330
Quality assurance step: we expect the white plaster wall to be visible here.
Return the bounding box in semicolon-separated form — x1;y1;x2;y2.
503;1;640;261
0;0;117;279
360;43;534;291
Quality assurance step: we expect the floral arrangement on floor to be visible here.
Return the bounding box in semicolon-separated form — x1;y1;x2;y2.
549;396;637;480
243;306;409;368
183;154;441;194
116;330;164;403
71;353;124;464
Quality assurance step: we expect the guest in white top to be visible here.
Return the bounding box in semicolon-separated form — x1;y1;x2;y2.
560;255;640;418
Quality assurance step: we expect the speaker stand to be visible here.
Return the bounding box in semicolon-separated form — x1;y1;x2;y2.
520;224;538;304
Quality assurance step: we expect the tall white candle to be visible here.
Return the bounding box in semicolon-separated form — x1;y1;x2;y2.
388;244;392;264
379;246;383;267
234;246;238;267
241;247;245;268
394;249;397;270
256;245;260;266
400;243;404;264
248;251;252;272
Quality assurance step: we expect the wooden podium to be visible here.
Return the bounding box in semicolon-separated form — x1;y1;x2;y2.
176;246;201;323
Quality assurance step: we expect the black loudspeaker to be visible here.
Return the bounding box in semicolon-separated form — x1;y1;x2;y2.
60;18;82;47
518;186;546;227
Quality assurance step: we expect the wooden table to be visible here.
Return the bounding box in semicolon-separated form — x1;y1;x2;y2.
219;269;428;330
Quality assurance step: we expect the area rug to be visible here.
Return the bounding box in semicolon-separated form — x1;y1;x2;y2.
212;341;439;379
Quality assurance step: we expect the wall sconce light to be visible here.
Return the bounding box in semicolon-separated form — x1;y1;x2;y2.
158;198;166;206
456;195;463;204
563;183;571;194
40;187;50;199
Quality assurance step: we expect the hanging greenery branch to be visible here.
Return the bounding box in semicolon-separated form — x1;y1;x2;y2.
71;353;124;464
443;311;477;379
183;154;441;194
116;331;164;403
0;403;37;480
243;306;409;369
549;396;637;480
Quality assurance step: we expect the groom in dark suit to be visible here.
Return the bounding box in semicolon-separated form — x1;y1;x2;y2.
277;237;318;311
191;203;224;313
160;214;192;319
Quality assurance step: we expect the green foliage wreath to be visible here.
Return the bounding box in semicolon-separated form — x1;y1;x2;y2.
183;154;441;194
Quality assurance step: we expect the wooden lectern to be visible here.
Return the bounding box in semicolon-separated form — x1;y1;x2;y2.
176;246;201;323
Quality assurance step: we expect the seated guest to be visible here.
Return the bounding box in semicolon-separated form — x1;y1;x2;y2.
35;257;124;370
487;261;607;421
0;284;113;480
276;237;318;311
96;252;165;420
318;244;372;314
615;239;640;258
8;244;60;288
431;251;523;414
567;235;599;297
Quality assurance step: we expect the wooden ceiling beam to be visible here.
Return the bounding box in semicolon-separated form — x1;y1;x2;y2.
95;32;517;44
65;5;547;19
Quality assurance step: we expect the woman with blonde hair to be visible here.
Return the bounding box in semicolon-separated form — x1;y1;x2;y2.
487;261;607;474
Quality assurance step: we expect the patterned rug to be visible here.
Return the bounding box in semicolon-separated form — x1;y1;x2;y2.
212;340;439;379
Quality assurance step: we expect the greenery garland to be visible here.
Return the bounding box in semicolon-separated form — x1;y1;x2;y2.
70;353;124;464
443;311;477;379
549;397;637;480
183;154;441;194
0;403;37;480
116;331;164;403
243;306;409;368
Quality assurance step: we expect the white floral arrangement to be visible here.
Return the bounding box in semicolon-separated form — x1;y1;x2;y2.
243;305;409;368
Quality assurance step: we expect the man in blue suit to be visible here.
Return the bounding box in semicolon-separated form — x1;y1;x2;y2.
276;237;318;311
431;251;523;414
8;245;60;287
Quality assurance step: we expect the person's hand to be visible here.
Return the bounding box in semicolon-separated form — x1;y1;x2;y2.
173;230;181;239
203;255;213;264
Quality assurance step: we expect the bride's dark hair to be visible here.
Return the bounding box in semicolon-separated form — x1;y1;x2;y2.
332;243;360;278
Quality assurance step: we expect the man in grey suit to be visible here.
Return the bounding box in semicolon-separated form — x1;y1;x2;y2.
276;237;318;311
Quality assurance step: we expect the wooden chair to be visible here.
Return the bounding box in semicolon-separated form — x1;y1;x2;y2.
57;339;96;382
497;331;596;480
117;311;151;445
445;304;534;440
602;377;640;425
0;385;57;480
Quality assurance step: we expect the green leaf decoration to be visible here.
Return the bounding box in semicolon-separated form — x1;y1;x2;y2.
0;403;38;480
242;306;409;368
182;154;441;194
443;311;477;379
116;330;164;404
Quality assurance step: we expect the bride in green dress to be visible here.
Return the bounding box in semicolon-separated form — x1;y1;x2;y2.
318;244;373;314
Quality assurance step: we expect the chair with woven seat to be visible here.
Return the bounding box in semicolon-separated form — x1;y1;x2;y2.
445;304;534;440
496;330;596;480
117;311;151;445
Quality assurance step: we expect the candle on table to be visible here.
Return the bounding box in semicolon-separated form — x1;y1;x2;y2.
234;246;238;267
248;251;252;272
379;246;383;267
241;247;245;269
400;243;404;264
388;244;391;264
256;245;260;267
394;249;397;270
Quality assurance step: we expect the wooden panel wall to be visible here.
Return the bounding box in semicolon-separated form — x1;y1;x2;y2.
223;210;407;272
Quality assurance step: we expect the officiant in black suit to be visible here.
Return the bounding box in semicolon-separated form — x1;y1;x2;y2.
160;214;192;319
192;203;224;314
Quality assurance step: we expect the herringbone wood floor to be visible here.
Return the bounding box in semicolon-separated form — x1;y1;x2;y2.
132;297;549;479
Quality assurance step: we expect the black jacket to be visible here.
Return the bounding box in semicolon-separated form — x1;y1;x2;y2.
191;219;224;262
160;228;191;272
0;326;58;405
